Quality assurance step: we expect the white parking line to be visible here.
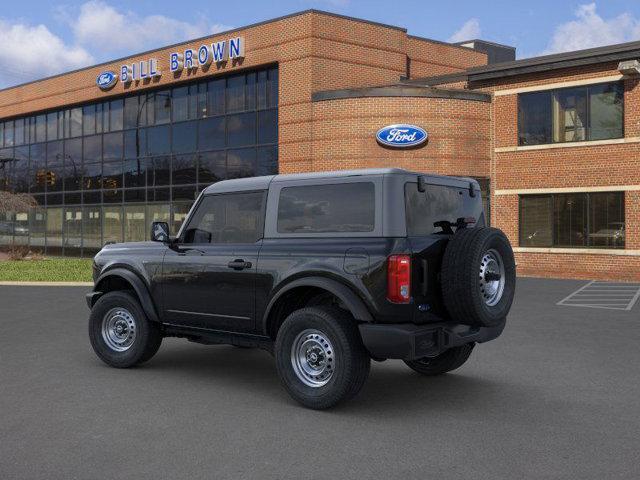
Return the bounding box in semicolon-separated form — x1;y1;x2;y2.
557;281;640;311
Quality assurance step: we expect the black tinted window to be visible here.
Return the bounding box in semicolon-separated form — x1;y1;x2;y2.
405;182;481;236
183;192;263;244
277;183;375;234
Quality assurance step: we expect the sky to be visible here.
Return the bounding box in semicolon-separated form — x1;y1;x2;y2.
1;0;640;88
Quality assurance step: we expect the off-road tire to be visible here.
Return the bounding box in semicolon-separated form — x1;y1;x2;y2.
441;227;516;327
89;291;162;368
404;343;475;376
275;306;370;409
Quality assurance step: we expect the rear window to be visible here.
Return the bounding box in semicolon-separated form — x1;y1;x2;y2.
277;182;375;233
405;182;479;236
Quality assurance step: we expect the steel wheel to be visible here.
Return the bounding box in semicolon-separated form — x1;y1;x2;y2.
479;248;505;307
290;329;335;388
101;307;137;352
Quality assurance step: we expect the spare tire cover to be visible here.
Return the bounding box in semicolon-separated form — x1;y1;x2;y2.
440;227;516;327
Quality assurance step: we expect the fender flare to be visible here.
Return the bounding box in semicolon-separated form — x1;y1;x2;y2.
93;268;160;323
262;276;374;332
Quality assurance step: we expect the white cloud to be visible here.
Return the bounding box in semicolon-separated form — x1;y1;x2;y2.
542;3;640;54
448;18;481;43
71;1;232;55
0;1;234;88
0;20;93;88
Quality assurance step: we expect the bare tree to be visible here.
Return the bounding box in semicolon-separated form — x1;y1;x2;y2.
0;191;37;215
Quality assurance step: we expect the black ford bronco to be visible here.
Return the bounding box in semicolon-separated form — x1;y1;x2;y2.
87;168;516;409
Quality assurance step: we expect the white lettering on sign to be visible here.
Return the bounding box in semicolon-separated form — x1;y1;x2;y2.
386;128;417;143
170;37;244;73
121;58;161;84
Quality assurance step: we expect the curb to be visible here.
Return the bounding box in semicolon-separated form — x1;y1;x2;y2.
0;281;93;287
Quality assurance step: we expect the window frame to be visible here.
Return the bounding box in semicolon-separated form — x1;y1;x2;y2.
264;177;383;239
517;81;624;146
518;192;625;249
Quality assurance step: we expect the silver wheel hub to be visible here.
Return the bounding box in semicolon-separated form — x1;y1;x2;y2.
291;329;335;388
102;308;137;352
479;249;505;307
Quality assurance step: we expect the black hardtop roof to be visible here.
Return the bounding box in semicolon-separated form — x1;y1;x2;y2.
202;168;478;194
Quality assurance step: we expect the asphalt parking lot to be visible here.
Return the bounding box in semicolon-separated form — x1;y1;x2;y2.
1;277;638;480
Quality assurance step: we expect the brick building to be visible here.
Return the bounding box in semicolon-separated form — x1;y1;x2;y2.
0;10;637;280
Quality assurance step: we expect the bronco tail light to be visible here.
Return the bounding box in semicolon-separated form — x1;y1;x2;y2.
387;255;411;303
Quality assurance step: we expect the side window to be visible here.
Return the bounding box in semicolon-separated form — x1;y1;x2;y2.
277;182;375;234
183;192;264;244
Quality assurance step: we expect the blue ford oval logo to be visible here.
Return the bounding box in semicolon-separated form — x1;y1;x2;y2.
96;71;118;90
376;124;428;148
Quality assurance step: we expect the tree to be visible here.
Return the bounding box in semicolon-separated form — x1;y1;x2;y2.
0;191;37;215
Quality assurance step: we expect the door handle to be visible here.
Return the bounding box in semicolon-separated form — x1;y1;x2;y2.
228;259;252;270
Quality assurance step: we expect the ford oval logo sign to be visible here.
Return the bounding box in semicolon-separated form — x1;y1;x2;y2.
96;71;118;90
376;124;428;148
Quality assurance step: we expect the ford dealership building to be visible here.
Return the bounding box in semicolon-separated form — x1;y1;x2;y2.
0;10;638;280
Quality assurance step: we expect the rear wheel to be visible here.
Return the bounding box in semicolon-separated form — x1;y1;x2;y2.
88;291;162;368
275;307;370;409
404;344;475;376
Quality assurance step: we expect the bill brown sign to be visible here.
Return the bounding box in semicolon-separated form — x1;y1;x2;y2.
97;36;245;89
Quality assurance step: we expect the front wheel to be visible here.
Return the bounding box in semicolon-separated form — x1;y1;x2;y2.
403;344;475;376
275;307;370;409
88;291;162;368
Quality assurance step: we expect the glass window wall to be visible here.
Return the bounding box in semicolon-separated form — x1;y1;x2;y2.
0;66;278;256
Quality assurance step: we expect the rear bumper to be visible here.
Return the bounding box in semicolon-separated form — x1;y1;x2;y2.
358;320;506;361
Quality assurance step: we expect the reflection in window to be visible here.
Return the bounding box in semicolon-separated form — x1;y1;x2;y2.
198;151;225;184
207;79;225;116
124;96;139;130
258;109;277;144
519;82;623;145
13;211;29;246
172;86;189;122
154;91;171;124
83;135;102;163
227;112;256;147
46;207;63;250
64;207;83;252
83;206;102;252
519;193;624;248
520;196;555;247
125;205;146;242
257;146;278;176
228;148;255;179
46;141;64;193
183;192;263;244
123;158;148;188
226;75;245;113
29;207;46;249
199;117;225;150
172;121;197;153
110;100;124;131
152;156;171;186
102;160;123;190
147;125;171;155
103;132;123;160
277;183;375;234
172;154;197;185
103;206;123;244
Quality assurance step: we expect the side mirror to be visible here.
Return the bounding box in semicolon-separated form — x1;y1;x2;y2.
151;222;170;242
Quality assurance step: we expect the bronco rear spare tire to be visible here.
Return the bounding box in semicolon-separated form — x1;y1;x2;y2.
441;227;516;327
